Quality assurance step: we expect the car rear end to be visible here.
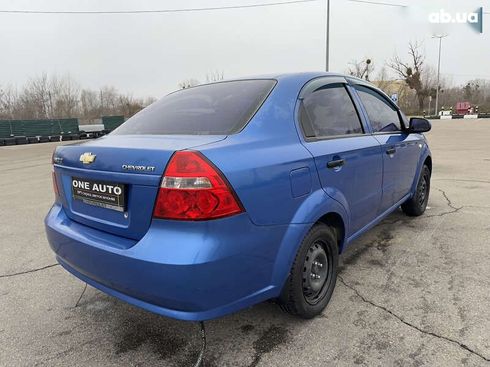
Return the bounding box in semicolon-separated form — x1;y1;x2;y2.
45;79;295;320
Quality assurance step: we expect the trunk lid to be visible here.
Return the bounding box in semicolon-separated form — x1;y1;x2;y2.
53;134;226;240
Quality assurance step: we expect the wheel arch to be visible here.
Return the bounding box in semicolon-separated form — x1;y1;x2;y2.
424;155;432;174
271;190;349;289
410;149;432;195
317;212;346;253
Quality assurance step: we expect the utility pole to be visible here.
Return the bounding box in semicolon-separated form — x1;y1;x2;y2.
325;0;330;71
432;34;447;116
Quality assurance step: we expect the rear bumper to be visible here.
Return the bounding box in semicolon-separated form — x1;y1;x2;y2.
45;204;307;321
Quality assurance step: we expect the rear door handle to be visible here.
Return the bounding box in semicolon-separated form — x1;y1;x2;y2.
327;159;345;169
386;148;396;155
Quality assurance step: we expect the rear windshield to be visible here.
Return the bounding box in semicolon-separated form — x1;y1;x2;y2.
112;79;276;135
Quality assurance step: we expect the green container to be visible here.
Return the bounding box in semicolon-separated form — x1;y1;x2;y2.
56;118;79;135
22;119;53;137
0;118;79;138
10;120;25;136
0;120;13;138
102;115;125;131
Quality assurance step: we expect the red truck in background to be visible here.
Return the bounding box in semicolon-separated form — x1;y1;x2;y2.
456;101;474;115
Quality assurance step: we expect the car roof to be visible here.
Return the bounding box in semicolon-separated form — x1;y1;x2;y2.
171;72;383;100
229;71;344;82
212;72;378;89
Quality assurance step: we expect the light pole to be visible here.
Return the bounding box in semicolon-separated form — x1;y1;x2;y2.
432;34;447;116
325;0;330;71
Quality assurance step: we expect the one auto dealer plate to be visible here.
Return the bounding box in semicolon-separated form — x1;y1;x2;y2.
72;177;126;212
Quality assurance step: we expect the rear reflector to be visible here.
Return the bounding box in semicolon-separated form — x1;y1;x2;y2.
153;151;243;220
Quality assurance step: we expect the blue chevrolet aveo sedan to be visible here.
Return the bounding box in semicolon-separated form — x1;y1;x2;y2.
45;72;432;321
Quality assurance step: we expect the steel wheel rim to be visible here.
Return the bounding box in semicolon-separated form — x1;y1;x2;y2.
302;241;332;305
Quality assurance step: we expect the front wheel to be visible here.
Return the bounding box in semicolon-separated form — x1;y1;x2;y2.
279;224;338;318
402;164;431;216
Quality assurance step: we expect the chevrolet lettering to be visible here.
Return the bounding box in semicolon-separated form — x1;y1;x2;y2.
122;164;156;172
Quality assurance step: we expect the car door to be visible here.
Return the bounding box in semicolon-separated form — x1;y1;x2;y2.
352;83;421;213
298;77;383;236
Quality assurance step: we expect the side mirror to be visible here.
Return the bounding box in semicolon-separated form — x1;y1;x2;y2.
409;117;431;133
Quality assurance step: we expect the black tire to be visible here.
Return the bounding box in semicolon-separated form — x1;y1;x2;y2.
402;165;431;216
279;223;338;318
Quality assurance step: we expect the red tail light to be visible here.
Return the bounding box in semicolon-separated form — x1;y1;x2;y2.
153;151;243;220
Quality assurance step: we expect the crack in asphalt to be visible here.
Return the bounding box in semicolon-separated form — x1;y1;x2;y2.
74;283;88;308
375;186;465;225
425;188;463;218
338;276;490;363
0;263;59;278
433;178;490;184
437;188;461;211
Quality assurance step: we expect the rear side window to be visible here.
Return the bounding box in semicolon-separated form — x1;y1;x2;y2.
113;80;276;135
354;85;402;132
299;84;363;138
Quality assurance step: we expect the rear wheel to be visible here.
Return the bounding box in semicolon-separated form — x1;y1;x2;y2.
279;223;338;318
402;165;431;216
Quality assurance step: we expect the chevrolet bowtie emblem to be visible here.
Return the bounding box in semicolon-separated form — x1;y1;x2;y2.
79;152;96;165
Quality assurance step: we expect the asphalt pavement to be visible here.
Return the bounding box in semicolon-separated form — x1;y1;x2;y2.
1;119;489;366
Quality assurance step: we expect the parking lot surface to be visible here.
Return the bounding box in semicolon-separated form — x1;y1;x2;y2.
1;119;490;367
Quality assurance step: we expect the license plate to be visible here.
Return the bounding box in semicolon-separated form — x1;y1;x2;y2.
72;177;126;212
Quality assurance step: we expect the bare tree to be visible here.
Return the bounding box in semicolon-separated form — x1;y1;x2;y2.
19;73;52;119
99;86;119;114
178;79;200;89
51;75;80;118
388;42;434;112
347;59;374;81
206;71;224;83
372;66;391;91
0;74;154;121
117;94;146;117
80;89;100;120
0;85;18;119
143;96;157;106
463;81;481;101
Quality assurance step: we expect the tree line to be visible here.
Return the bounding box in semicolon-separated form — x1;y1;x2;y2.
0;73;156;121
348;42;490;115
2;54;489;121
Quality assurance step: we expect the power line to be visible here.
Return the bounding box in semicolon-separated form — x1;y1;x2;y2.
0;0;319;14
0;0;413;16
347;0;406;8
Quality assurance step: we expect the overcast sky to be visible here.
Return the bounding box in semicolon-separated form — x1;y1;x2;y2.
0;0;489;98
